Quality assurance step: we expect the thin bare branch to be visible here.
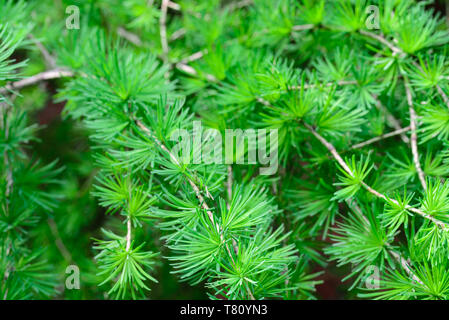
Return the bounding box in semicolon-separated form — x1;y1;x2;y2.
125;218;132;252
169;28;186;41
178;50;207;64
226;0;253;11
389;250;424;285
291;24;315;31
402;76;427;191
0;69;74;94
117;27;143;46
304;123;353;175
411;60;449;111
135;119;254;299
160;0;170;78
351;126;411;149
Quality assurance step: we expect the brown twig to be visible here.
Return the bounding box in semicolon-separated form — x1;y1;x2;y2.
226;165;233;205
291;24;315;32
167;0;180;10
402;75;427;191
117;27;143;46
169;28;186;41
28;34;56;69
135;119;216;224
0;69;74;94
160;0;170;79
125;218;132;252
389;250;424;285
350;126;411;149
372;94;410;143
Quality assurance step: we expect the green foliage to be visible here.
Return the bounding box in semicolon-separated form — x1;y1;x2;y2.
94;229;158;299
325;203;395;289
381;190;414;232
333;155;373;201
360;250;449;300
0;24;27;94
2;0;449;301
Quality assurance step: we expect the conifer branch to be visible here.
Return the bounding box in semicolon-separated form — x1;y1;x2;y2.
226;0;253;11
134;119;254;299
291;24;315;32
227;165;233;205
160;0;170;79
356;30;427;189
169;28;186;41
5;0;449;301
304;123;448;231
175;62;218;82
359;30;449;112
178;50;207;64
117;27;143;46
288;80;357;90
167;1;180;11
125;218;132;252
410;60;449;111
